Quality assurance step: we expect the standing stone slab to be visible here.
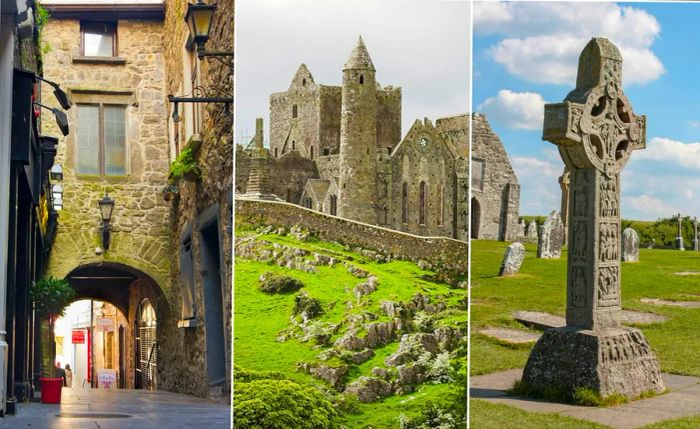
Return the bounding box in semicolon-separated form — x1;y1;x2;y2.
675;213;685;251
537;211;564;259
526;220;538;240
522;38;665;399
519;219;526;238
499;242;526;276
622;227;639;262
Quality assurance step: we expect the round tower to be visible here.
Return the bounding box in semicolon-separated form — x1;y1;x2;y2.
338;35;378;224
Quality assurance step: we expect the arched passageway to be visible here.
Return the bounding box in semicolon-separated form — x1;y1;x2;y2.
63;263;166;391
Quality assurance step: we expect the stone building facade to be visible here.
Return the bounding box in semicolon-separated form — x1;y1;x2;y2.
469;113;521;241
237;37;468;242
161;0;233;399
40;0;232;400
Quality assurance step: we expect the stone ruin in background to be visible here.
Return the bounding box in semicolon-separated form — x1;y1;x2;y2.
521;37;665;399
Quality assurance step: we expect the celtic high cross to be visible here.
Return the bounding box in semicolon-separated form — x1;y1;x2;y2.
543;37;646;330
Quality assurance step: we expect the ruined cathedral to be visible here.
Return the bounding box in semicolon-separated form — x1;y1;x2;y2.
236;36;469;242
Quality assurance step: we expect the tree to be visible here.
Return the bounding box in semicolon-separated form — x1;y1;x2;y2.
29;276;75;377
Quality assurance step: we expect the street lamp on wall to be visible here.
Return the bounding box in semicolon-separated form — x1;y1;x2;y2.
34;103;70;136
98;194;115;250
185;0;216;58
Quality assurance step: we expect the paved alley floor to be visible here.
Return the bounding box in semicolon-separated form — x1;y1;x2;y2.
471;368;700;429
0;387;230;428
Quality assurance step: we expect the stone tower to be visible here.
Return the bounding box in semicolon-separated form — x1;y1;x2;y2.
338;36;379;224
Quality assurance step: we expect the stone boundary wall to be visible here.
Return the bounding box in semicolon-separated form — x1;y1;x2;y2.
236;199;468;276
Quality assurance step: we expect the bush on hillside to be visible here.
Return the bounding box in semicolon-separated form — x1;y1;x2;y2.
234;379;338;429
260;274;304;294
294;290;324;319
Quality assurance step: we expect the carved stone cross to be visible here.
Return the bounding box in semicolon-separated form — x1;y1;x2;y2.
523;37;664;400
543;37;645;330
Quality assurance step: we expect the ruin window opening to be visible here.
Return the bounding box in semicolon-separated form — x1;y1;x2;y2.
419;181;427;226
76;103;127;176
310;146;314;160
330;195;337;216
274;148;278;158
323;148;329;156
438;184;444;226
292;140;296;150
359;74;364;84
292;104;298;118
402;182;408;224
302;78;306;86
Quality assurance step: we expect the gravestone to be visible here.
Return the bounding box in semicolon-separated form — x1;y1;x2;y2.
526;220;538;240
693;217;698;251
675;213;685;251
521;38;665;399
537;211;564;259
499;242;526;276
519;219;527;237
621;227;639;262
559;167;571;244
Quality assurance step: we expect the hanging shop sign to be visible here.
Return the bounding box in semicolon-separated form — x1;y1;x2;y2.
71;329;85;344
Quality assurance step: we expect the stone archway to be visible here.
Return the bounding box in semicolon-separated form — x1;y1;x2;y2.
471;197;481;239
64;262;167;390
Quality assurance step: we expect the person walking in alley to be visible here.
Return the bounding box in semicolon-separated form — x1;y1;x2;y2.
55;362;66;386
64;364;73;388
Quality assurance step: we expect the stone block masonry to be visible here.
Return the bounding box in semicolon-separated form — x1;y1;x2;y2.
236;200;468;278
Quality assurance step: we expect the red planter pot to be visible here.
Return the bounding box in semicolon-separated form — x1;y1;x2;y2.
39;378;63;404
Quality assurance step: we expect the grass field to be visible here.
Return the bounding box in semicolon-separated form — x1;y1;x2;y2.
234;228;466;428
470;239;700;427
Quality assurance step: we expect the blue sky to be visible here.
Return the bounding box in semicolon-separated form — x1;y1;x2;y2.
473;1;700;221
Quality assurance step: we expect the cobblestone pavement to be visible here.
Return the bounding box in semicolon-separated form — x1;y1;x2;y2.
0;387;230;428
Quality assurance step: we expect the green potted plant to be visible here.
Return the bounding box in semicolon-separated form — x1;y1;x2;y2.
29;276;75;403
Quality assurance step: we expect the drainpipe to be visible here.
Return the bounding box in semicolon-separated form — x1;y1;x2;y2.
0;8;16;416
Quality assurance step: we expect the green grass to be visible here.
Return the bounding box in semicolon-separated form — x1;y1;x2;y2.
470;400;612;429
471;239;700;377
471;239;700;427
234;229;466;427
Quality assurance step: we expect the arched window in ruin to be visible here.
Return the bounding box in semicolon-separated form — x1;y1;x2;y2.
292;140;296;150
471;197;480;239
303;196;312;209
302;78;306;86
330;195;337;216
402;182;408;224
438;183;444;226
419;181;427;226
292;104;298;118
359;74;364;85
274;148;278;158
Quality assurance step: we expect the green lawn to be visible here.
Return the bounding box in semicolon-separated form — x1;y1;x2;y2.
471;239;700;427
234;229;466;428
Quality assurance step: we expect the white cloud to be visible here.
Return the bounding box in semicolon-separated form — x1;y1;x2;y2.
512;155;563;215
687;120;700;128
624;195;668;219
475;2;664;86
633;137;700;169
477;90;546;130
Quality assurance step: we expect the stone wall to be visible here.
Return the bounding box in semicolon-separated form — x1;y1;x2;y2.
236;199;468;277
470;113;520;240
161;0;233;399
436;115;469;242
41;17;171;290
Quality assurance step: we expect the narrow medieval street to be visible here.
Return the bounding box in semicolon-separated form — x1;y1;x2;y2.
0;387;229;428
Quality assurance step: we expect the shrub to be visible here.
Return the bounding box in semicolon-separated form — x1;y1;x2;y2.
260;274;304;294
167;147;200;184
294;290;324;319
413;311;434;332
233;366;287;383
234;379;338;429
398;403;459;429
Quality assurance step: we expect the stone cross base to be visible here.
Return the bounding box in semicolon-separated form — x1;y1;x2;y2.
521;327;665;399
693;239;699;252
676;237;685;251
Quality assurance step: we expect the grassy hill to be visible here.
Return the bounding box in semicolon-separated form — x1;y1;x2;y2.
234;225;466;428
